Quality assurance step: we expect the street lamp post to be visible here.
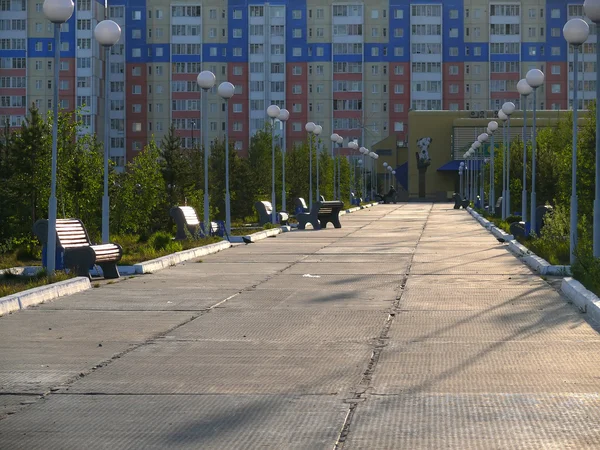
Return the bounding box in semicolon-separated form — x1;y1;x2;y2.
218;82;235;236
305;122;316;209
478;133;489;208
525;69;545;236
359;147;367;199
43;0;74;274
584;0;600;256
94;19;121;244
472;141;482;205
502;102;516;217
517;79;533;223
314;125;323;201
487;121;498;214
383;162;389;192
197;70;216;231
497;110;508;218
336;135;343;200
267;104;281;223
330;133;341;199
458;161;465;200
278;109;289;212
348;141;358;203
564;18;590;264
372;153;379;196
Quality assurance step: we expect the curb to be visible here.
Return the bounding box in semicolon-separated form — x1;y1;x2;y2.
228;227;282;243
465;207;571;275
561;277;600;325
0;276;91;317
132;240;232;274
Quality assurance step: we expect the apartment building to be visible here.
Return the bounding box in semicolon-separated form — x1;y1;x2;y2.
0;0;593;169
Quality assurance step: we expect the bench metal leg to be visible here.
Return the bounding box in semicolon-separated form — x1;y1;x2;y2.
99;263;120;279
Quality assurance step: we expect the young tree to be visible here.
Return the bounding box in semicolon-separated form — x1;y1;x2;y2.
112;141;166;235
6;106;51;235
57;110;104;232
160;123;191;207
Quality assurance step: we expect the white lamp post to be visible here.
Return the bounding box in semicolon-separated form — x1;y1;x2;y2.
356;158;363;201
313;125;323;201
369;151;378;199
502;102;516;216
472;141;482;205
487;121;499;214
359;147;367;199
305;122;316;209
94;19;121;244
278;108;289;212
348;141;358;203
43;0;74;274
525;68;545;235
564;18;590;263
465;148;472;201
218;82;235;235
497;110;508;218
330;133;341;199
336;135;343;200
197;70;216;231
383;162;389;192
584;0;600;257
459;162;465;198
478;133;489;208
267;104;281;223
517;79;533;223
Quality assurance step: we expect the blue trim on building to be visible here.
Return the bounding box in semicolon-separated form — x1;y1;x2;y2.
27;38;75;58
0;50;26;58
124;0;148;62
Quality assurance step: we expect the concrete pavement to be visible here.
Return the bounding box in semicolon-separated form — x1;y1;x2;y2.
1;204;599;449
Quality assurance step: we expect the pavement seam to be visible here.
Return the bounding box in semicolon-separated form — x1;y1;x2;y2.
333;203;433;449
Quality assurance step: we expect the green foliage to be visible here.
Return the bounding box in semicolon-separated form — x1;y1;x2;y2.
573;227;600;296
505;215;521;224
526;204;570;265
112;140;166;235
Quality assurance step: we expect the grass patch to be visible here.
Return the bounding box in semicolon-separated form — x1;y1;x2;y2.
113;233;222;266
0;269;73;298
0;237;42;270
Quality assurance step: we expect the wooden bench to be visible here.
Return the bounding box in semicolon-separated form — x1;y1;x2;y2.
33;219;123;279
297;200;344;230
254;201;289;226
170;206;201;240
294;197;308;215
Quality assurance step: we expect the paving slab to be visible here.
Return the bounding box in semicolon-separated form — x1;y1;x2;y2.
60;340;371;395
0;394;348;450
343;393;600;450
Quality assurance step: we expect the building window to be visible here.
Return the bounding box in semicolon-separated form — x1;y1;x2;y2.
551;65;560;75
551;84;561;93
132;122;142;132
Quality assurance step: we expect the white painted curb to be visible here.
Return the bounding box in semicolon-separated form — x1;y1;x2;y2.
490;226;514;242
465;207;572;276
229;227;282;243
0;276;91;317
133;240;232;274
561;277;600;325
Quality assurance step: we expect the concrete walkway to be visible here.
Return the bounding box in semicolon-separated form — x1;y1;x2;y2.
1;204;599;449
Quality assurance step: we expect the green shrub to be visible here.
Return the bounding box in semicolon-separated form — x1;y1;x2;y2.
148;231;174;251
527;204;570;265
506;215;522;224
573;226;600;296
